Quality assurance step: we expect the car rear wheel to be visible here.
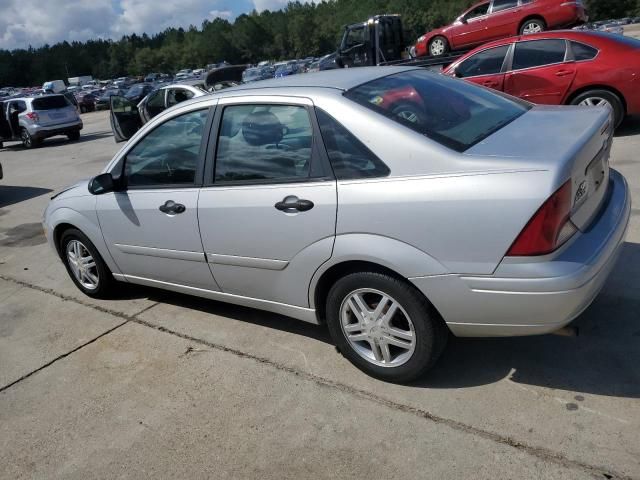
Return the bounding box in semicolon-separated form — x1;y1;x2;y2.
20;128;40;149
79;105;86;114
326;272;448;383
429;36;449;57
520;19;546;35
60;228;115;298
570;90;624;128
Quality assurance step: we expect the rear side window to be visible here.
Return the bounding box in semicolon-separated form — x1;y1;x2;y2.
32;96;70;110
491;0;518;13
512;39;567;70
215;105;314;183
316;109;389;180
345;70;530;152
570;41;598;61
456;45;510;78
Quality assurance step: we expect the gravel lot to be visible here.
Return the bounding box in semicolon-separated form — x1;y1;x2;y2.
1;110;639;479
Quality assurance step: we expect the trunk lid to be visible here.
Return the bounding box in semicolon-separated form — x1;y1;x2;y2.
466;104;613;231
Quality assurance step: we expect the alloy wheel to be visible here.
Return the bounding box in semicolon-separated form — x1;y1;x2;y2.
340;288;416;367
578;97;612;109
430;38;446;56
66;240;100;290
21;129;31;148
522;22;543;34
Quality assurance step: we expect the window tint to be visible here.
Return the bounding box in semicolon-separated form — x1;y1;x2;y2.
32;96;70;110
465;2;490;20
146;90;164;108
167;88;194;107
570;41;598;61
491;0;518;12
215;105;313;183
345;70;530;152
125;109;208;187
316;109;389;180
512;39;567;70
456;45;510;78
344;26;365;48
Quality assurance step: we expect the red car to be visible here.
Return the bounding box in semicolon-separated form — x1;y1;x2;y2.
415;0;588;57
442;31;640;127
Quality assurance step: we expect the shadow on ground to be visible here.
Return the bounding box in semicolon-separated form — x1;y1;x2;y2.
0;185;53;208
110;242;640;398
615;115;640;138
1;131;113;151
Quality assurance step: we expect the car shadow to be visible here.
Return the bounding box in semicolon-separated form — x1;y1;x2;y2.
1;131;113;151
615;115;640;137
0;185;53;208
114;242;640;398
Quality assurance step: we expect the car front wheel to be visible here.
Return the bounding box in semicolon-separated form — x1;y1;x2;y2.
326;272;448;383
570;89;625;128
429;36;449;57
60;228;115;298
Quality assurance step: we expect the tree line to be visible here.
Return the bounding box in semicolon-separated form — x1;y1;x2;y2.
0;0;637;87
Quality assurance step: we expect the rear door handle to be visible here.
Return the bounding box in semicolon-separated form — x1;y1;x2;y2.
275;195;315;212
555;70;575;77
482;81;499;88
159;200;186;215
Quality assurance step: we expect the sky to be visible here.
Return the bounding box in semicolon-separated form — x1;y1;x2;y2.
0;0;294;50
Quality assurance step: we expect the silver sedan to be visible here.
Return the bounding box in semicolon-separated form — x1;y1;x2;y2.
43;67;631;382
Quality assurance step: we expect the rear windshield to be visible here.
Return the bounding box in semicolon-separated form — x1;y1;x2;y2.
32;95;70;110
344;70;530;152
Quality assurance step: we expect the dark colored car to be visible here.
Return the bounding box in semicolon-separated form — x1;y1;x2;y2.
443;30;640;127
415;0;588;57
95;89;125;111
125;84;155;104
75;92;97;113
242;66;275;83
274;63;300;78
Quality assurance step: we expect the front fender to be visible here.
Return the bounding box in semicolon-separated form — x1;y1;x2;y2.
45;205;122;275
308;233;448;308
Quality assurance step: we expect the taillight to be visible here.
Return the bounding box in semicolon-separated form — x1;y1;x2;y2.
507;181;577;256
25;112;39;122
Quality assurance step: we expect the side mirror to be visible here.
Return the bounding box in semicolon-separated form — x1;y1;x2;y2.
88;172;116;195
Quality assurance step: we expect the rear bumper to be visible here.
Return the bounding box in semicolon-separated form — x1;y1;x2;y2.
410;169;630;337
28;120;83;139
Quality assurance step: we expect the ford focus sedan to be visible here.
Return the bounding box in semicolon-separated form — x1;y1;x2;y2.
43;67;630;382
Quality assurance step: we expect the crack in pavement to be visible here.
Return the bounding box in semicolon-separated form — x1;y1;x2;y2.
0;274;630;480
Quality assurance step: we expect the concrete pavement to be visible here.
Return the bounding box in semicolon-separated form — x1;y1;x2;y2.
1;110;639;479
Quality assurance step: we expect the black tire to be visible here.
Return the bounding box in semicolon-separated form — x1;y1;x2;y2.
20;128;40;149
326;272;448;383
519;18;546;35
0;141;3;149
67;131;81;141
429;36;450;57
569;89;625;128
79;105;86;114
59;228;115;298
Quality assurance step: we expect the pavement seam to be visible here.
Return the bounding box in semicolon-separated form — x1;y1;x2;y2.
0;318;129;394
0;274;629;480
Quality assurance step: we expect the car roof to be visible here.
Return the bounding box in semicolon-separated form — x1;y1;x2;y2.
218;66;418;95
465;29;629;52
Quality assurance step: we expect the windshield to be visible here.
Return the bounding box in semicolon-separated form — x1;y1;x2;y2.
32;96;70;110
344;69;530;152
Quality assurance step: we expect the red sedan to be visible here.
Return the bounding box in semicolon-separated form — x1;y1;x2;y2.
442;31;640;127
415;0;588;57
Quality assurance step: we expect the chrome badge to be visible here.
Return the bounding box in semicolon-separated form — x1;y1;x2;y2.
575;181;588;205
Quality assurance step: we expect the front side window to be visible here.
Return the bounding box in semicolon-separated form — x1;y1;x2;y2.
146;90;164;108
345;70;530;152
124;109;208;187
344;26;365;48
456;45;510;78
491;0;518;13
512;39;567;70
316;109;389;180
465;2;490;20
215;105;313;183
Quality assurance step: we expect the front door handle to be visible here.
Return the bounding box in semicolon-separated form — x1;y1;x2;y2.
555;70;574;77
274;195;315;212
159;200;186;215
